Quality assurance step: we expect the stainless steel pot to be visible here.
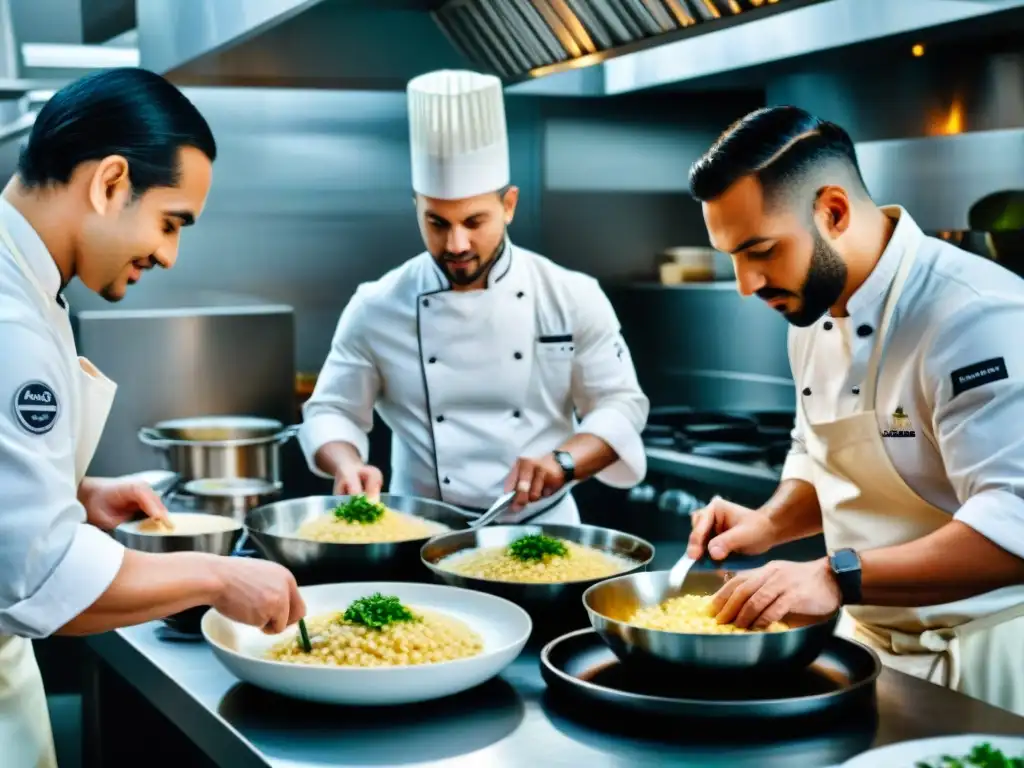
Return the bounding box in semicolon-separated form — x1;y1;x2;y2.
177;477;282;523
138;416;298;484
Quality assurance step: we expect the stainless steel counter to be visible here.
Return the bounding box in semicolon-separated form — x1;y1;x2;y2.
83;618;1024;768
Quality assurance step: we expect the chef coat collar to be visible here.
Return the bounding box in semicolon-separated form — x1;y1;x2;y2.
845;205;921;317
427;235;514;292
0;198;66;308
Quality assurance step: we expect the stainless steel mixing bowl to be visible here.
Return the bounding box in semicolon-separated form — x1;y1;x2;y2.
244;494;476;584
421;524;655;635
583;569;839;675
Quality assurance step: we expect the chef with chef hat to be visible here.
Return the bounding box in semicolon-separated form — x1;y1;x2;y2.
299;69;649;523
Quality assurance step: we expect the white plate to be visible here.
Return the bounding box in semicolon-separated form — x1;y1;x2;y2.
202;581;532;706
842;734;1024;767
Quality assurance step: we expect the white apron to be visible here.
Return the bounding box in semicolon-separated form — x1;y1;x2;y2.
0;221;117;767
802;225;1024;715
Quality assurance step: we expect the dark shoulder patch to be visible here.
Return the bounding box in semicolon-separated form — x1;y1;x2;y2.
950;357;1008;398
11;381;60;435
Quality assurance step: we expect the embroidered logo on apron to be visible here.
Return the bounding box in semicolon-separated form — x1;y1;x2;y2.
11;381;59;435
881;405;916;438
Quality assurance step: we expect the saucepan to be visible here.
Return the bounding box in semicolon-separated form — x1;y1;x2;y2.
582;569;839;676
244;494;479;585
420;524;655;636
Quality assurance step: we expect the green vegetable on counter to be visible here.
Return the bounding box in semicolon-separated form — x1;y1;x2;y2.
914;742;1024;768
508;533;568;562
332;495;385;524
343;593;418;630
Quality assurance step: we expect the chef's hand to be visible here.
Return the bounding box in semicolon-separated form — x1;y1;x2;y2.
687;495;776;561
211;558;306;635
710;559;840;630
333;462;384;501
79;477;171;531
505;454;565;511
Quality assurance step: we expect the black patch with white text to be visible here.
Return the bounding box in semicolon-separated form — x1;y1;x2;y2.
11;381;59;435
950;357;1008;398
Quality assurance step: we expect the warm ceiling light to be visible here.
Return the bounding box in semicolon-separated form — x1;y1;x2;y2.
912;43;925;57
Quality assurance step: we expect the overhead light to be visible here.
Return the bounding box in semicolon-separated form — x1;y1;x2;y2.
21;43;140;70
912;43;925;57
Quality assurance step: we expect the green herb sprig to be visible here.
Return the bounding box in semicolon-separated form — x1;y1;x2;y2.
914;742;1024;768
333;495;385;524
297;618;312;652
508;533;568;562
343;593;418;630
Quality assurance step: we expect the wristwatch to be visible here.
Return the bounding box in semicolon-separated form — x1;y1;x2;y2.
551;450;575;483
828;548;862;605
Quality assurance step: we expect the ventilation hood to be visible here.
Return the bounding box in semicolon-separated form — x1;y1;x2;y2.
137;0;1024;95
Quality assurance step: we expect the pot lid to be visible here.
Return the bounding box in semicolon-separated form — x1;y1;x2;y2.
183;477;280;497
152;415;284;441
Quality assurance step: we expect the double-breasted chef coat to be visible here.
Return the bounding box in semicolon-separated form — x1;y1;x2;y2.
299;241;650;524
0;199;123;766
782;205;1024;715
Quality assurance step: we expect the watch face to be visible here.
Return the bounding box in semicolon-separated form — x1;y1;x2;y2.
831;548;860;572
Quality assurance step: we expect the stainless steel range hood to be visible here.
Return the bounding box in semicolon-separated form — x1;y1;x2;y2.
137;0;1024;95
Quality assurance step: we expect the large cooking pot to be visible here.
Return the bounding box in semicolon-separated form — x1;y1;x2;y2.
138;416;298;485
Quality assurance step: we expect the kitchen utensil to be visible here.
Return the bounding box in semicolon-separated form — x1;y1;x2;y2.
202;581;532;706
244;494;477;585
540;628;880;720
470;491;516;528
421;524;655;633
138;416;298;485
583;569;839;674
666;551;700;591
179;477;281;523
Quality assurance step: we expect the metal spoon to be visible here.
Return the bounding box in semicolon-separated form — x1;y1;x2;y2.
470;490;517;529
667;551;703;592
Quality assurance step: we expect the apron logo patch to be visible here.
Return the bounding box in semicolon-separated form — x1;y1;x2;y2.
12;381;59;435
882;405;916;438
951;357;1008;398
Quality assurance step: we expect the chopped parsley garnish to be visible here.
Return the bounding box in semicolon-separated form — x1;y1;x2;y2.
508;533;568;562
332;495;385;524
343;593;418;630
914;742;1024;768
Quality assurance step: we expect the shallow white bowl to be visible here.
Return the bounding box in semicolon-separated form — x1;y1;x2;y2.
842;734;1024;767
202;581;532;706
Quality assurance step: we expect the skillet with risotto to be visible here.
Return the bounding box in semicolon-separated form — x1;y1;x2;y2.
294;495;451;544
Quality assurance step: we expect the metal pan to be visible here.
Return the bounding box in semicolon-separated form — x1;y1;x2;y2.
583;569;839;675
540;628;880;721
244;495;477;585
421;524;655;634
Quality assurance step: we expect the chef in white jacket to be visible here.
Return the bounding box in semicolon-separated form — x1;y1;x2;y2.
300;69;649;523
0;68;304;767
684;106;1024;714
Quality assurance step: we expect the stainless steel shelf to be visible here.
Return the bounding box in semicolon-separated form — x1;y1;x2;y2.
645;446;780;498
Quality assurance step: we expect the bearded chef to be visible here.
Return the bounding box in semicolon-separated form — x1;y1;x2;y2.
299;69;649;523
684;106;1024;715
0;68;304;767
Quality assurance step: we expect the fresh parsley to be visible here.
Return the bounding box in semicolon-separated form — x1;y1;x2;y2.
914;742;1024;768
333;495;385;524
343;593;418;630
507;533;568;562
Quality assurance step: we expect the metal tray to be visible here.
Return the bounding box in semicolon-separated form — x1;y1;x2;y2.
540;628;881;721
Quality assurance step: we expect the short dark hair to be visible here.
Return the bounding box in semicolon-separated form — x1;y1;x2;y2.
18;67;216;195
688;106;867;208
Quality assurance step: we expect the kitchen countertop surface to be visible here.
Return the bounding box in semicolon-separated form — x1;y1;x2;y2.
84;602;1024;768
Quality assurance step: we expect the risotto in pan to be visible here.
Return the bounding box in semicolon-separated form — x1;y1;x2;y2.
294;495;450;543
266;593;484;667
440;533;635;583
627;594;790;634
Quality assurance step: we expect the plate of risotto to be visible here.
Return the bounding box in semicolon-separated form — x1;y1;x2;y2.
202;581;532;706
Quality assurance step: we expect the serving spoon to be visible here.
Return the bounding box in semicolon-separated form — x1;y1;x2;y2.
470;490;517;529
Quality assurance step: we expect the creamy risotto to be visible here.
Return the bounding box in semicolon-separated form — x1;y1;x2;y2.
266;593;483;667
627;594;790;634
294;495;450;543
124;513;241;536
440;533;634;583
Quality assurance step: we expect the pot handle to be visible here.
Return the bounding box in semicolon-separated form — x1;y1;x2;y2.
138;427;170;448
275;424;301;445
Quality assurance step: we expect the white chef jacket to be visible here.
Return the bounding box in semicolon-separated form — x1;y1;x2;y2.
299;241;649;518
782;205;1024;560
0;200;125;638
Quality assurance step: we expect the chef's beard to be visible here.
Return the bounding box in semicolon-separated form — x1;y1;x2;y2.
437;237;506;287
759;228;847;327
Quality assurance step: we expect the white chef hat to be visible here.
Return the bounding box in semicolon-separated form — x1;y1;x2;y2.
407;69;510;201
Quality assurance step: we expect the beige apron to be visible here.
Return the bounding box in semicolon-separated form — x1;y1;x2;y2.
802;223;1024;716
0;221;117;767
